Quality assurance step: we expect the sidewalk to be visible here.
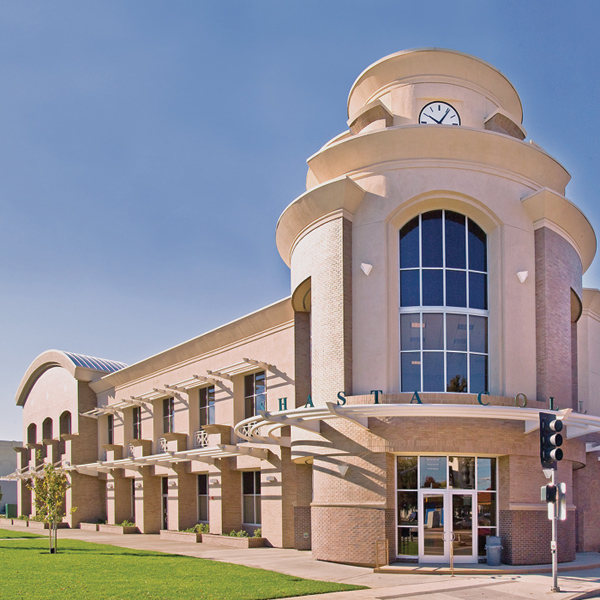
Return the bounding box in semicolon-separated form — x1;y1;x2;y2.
2;520;599;599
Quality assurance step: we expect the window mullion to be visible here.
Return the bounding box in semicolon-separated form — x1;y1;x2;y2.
419;213;423;307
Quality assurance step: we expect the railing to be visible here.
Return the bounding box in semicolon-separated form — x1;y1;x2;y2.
158;438;168;453
194;430;209;448
128;443;135;458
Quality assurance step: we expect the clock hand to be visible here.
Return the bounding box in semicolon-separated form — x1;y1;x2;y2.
425;113;442;124
438;108;450;123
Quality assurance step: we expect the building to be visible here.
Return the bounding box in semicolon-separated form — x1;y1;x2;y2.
11;48;600;567
0;440;20;513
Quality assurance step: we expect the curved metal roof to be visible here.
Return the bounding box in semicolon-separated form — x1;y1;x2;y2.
62;352;127;373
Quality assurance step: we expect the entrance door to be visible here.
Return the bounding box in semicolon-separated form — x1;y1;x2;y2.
421;493;445;561
419;491;476;563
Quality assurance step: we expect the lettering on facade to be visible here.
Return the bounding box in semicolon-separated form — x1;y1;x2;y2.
293;391;560;410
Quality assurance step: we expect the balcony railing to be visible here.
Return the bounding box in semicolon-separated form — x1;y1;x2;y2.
194;430;209;448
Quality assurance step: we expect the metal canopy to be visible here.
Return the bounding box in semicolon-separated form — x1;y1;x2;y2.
64;443;267;475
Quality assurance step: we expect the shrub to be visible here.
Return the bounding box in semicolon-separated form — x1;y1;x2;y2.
120;520;135;527
227;529;249;537
253;528;262;538
17;515;29;521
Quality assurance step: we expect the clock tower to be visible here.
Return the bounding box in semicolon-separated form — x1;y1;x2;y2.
277;48;594;565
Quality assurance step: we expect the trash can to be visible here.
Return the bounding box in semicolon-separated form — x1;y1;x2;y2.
485;535;502;566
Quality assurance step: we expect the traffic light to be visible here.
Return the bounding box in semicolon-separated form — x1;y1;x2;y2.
539;412;564;470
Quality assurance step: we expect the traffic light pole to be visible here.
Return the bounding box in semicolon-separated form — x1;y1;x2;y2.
551;470;559;593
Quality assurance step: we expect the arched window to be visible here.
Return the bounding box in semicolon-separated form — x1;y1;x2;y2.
42;417;53;441
27;423;37;445
399;210;488;393
59;411;72;436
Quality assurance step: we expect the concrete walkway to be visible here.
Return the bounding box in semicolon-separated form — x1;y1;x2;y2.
2;521;600;599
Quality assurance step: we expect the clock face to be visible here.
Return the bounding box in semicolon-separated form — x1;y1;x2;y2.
419;101;460;126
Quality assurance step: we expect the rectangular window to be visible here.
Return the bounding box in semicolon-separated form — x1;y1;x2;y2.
199;386;216;427
107;414;114;445
242;471;261;525
163;398;175;434
244;371;266;419
198;474;209;523
476;457;497;556
132;406;141;440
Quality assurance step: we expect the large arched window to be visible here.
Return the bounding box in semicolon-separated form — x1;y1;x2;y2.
399;210;488;393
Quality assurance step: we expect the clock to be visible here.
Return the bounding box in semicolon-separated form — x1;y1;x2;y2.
419;101;460;126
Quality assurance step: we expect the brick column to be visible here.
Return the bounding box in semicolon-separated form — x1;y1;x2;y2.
208;460;241;535
68;472;106;527
106;473;132;525
134;468;161;533
167;469;198;531
535;227;583;408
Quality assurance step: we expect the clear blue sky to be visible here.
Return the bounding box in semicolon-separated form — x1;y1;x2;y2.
1;1;600;440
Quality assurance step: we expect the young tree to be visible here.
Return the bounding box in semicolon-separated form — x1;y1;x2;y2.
28;456;74;554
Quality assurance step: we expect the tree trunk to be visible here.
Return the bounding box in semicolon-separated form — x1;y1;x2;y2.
48;522;54;554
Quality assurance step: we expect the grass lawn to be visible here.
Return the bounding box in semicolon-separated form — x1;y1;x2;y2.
0;528;43;539
0;533;367;599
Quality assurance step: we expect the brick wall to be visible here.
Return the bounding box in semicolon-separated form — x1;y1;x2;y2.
500;510;575;564
290;216;353;405
573;448;600;552
535;227;583;408
312;505;386;566
294;506;311;550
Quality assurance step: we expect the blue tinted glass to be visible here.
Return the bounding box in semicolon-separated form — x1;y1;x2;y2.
423;352;444;391
423;270;443;306
401;270;420;307
446;314;467;351
470;316;488;353
401;353;421;392
445;211;466;269
470;354;488;394
446;353;468;392
400;217;420;269
469;273;487;309
446;270;466;307
468;219;486;272
255;394;266;413
419;456;447;489
422;211;443;267
401;314;421;350
423;313;443;350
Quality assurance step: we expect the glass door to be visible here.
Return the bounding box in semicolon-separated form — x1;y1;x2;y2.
397;456;497;564
419;491;476;563
451;492;476;562
420;492;447;562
